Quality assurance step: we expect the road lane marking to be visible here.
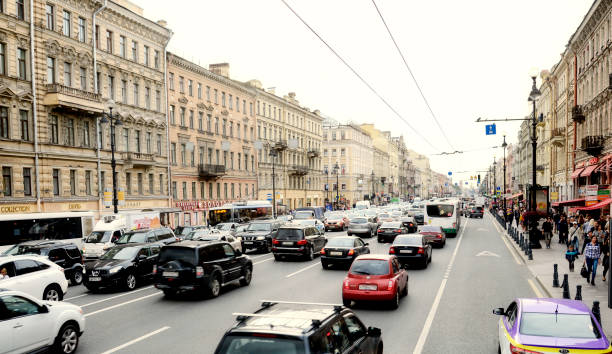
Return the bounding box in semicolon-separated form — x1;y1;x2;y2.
413;219;468;354
253;257;274;265
84;292;162;317
489;213;522;265
248;254;272;260
285;262;321;278
528;279;544;298
475;251;500;257
64;293;89;301
81;286;155;307
100;326;170;354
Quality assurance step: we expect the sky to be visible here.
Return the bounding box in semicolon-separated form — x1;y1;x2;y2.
132;0;593;187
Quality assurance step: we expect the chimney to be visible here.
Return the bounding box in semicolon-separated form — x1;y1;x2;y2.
209;63;230;78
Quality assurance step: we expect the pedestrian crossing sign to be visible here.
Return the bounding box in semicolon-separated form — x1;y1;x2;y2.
486;124;496;135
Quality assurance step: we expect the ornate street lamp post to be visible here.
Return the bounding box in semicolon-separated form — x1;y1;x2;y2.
100;100;122;214
333;162;340;210
502;134;508;214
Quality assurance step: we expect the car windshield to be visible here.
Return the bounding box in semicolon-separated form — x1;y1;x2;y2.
520;313;600;339
326;238;355;247
394;236;422;246
426;205;455;217
101;246;138;260
216;335;305;354
216;224;233;231
116;232;147;244
381;222;401;228
276;229;304;240
294;211;314;220
174;226;194;236
350;259;390;275
195;235;221;241
326;213;343;220
351;218;367;224
295;220;315;226
6;245;41;255
421;226;442;233
86;231;112;243
158;247;197;266
247;223;272;231
379;214;390;218
189;230;215;240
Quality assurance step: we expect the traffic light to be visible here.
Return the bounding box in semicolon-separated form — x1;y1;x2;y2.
477;174;481;183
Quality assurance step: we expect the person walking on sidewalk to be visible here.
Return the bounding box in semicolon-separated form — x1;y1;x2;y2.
584;235;602;286
542;217;553;249
559;216;569;244
566;244;579;272
602;235;610;282
569;222;580;251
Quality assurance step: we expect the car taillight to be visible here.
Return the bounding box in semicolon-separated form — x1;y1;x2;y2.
437;234;443;238
297;239;307;245
320;248;326;255
417;247;424;254
389;247;395;254
396;229;402;233
509;343;542;354
377;229;383;233
344;279;349;288
453;222;456;228
272;239;280;245
153;265;157;275
387;280;394;291
196;266;204;278
347;249;354;256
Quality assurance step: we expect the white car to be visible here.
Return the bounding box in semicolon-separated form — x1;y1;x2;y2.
0;289;85;354
0;255;69;301
190;229;242;251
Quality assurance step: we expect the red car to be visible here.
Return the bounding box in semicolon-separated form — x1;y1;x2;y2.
342;255;409;309
419;225;446;248
324;212;349;231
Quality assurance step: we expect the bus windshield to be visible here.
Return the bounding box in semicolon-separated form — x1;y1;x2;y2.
426;205;455;218
208;204;285;226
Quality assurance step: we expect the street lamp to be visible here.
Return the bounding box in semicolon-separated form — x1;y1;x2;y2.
528;74;541;214
99;100;122;214
371;170;375;204
269;148;278;218
502;134;508;215
493;157;497;204
325;167;330;206
333;162;340;210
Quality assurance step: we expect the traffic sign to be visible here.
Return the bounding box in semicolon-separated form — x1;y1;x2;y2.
448;172;452;176
486;124;496;135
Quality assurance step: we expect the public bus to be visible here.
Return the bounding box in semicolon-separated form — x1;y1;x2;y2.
208;201;287;226
424;200;461;236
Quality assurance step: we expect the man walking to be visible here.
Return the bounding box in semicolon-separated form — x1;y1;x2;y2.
542;217;553;249
558;215;569;245
584;235;602;286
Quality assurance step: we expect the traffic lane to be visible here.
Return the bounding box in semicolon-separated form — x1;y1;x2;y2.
420;215;536;354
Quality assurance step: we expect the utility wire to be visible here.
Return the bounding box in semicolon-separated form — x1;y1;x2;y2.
371;0;455;151
432;145;500;156
280;0;439;152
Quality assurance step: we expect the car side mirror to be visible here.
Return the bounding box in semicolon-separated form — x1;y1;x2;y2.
138;254;147;261
367;327;381;337
492;308;505;316
364;243;369;246
40;304;49;313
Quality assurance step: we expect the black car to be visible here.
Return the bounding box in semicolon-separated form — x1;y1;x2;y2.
154;241;252;298
377;221;408;243
320;236;370;269
116;227;177;245
400;216;418;233
390;235;432;268
2;240;85;285
272;225;326;261
214;300;383;354
413;212;425;225
83;243;160;292
469;206;484;218
237;220;283;253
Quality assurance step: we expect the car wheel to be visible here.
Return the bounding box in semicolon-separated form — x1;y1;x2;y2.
273;254;281;261
377;237;383;243
70;268;83;286
266;241;272;253
390;290;400;309
422;258;429;269
347;232;352;236
342;298;352;308
43;284;63;301
53;322;79;354
163;289;177;298
125;273;137;291
402;283;408;297
321;261;328;269
306;246;314;261
240;267;252;286
208;274;221;298
442;240;446;248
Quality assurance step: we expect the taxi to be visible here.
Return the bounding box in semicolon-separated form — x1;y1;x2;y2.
493;298;611;354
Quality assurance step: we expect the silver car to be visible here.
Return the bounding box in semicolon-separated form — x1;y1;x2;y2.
347;217;376;238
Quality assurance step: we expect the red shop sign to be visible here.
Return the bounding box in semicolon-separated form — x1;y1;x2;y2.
589;157;599;165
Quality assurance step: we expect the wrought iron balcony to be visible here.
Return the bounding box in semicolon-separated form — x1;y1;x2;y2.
122;152;155;167
289;165;309;176
581;135;605;156
43;83;104;114
198;164;226;180
550;128;565;147
572;105;585;123
307;149;320;158
273;140;288;151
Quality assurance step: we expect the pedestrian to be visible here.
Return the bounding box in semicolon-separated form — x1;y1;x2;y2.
584;235;602;286
569;222;580;251
0;268;8;280
582;230;593;255
542;217;553;249
602;235;610;282
566;245;579;272
558;215;569;244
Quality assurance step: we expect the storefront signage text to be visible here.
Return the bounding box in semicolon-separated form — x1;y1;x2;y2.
0;205;31;213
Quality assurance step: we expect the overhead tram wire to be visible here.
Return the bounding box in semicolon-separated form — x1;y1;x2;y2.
371;0;455;151
279;0;439;153
432;145;501;155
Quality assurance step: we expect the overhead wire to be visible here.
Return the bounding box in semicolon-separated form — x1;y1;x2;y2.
279;0;439;153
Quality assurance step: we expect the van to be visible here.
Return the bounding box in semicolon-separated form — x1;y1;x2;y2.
82;215;126;260
295;206;326;221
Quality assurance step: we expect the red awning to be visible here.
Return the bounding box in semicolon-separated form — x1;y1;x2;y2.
504;192;523;200
575;198;612;211
570;168;585;179
598;158;612;173
551;198;586;207
581;164;599;177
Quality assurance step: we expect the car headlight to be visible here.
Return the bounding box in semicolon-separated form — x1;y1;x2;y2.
109;266;122;274
256;236;266;240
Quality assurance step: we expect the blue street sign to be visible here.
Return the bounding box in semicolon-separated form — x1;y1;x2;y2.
445;183;448;187
486;124;496;135
496;186;500;190
465;182;468;185
266;198;272;201
448;172;452;176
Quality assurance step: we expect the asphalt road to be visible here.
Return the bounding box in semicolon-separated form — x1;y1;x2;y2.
63;214;542;354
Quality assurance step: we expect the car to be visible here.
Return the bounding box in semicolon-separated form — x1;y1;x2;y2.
390;235;432;268
292;219;325;234
469;206;484;218
83;243;160;292
0;254;68;301
347;217;377;238
342;255;408;309
191;231;242;251
293;210;316;220
236;220;282;253
215;222;241;236
377;221;408;243
493;298;612;354
272;224;326;261
235;224;249;234
184;228;218;241
115;227;177;245
324;212;349;231
390;211;403;221
2;240;85;286
378;213;394;223
400;216;418;233
81;228;123;260
413;211;425;225
320;236;370;269
174;225;207;241
0;289;85;354
295;206;326;222
214;300;383;354
419;225;446;248
154;241;252;298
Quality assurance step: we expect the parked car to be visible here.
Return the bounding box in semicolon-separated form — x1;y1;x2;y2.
154;241;252;298
342;255;408;309
390;235;432;268
236;220;282;253
493;298;611;354
0;254;68;301
469;206;484;218
419;225;446;248
214;300;383;354
293;210;316;220
400;216;418;233
83;243;160;292
272;224;326;261
2;240;85;285
115;227;177;245
320;236;370;269
190;231;242;251
324;212;349;231
347;217;377;238
0;289;85;354
174;225;207;241
292;219;325;234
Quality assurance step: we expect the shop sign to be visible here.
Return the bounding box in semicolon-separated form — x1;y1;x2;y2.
0;205;32;213
103;188;112;207
117;188;125;206
586;195;599;206
589;157;600;165
597;189;610;201
175;200;230;211
68;203;82;210
586;185;598;196
550;192;559;201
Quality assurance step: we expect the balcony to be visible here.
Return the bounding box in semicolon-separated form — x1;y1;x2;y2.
289;165;309;176
43;84;104;115
581;135;605;156
198;164;226;180
273;140;288;151
572;105;585;123
550;128;565;147
122;152;155;168
307;149;320;158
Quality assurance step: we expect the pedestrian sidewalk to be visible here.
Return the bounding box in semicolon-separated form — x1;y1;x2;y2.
490;214;612;336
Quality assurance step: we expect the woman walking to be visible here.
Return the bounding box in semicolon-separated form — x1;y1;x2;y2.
584;235;602;286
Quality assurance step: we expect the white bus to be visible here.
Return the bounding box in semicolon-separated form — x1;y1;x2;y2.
424;201;461;237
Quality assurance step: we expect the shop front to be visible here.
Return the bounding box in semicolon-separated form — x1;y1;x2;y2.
175;199;236;226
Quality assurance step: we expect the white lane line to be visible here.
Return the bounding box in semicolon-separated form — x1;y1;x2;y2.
64;293;89;301
285;262;321;278
99;326;170;354
81;286;154;307
249;254;271;260
253;257;274;265
84;292;162;317
500;230;522;265
413;219;469;354
528;279;544;298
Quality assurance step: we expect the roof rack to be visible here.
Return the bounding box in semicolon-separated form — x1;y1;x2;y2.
260;299;343;312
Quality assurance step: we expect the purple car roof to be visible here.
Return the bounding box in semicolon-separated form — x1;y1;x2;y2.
520;298;589;315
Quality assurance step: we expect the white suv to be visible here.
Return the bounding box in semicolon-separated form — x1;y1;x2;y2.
0;255;68;301
0;289;85;354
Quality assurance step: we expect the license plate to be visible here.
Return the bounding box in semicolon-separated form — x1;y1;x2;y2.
400;250;413;254
244;241;253;244
283;242;293;246
359;284;377;291
163;271;179;277
89;276;101;282
329;251;343;256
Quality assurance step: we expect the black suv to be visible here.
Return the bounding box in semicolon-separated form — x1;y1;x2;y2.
214;300;383;354
154;241;252;298
116;227;177;245
237;220;283;253
272;224;326;261
2;240;84;285
469;206;484;218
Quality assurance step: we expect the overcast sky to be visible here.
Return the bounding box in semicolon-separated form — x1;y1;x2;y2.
133;0;592;187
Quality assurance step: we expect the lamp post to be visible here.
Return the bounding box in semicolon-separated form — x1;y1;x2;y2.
325;167;330;206
502;134;508;214
493;157;497;205
528;75;541;213
269;148;278;218
333;162;340;210
371;170;375;204
100;100;122;214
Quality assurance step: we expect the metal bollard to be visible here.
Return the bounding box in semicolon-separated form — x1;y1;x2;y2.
553;264;560;287
575;285;582;301
528;247;533;260
525;240;530;256
520;235;524;250
592;301;601;325
562;274;571;299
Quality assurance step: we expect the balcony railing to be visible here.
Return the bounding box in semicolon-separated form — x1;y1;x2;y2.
273;140;288;151
198;164;226;180
289;165;309;176
550;127;565;147
44;83;104;114
572;105;585;123
581;135;605;156
46;84;102;101
122;152;155;167
307;149;320;158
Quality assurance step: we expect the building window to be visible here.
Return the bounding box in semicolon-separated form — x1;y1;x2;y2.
222;92;226;107
209;183;213;199
169;105;175;124
148;173;154;194
155;90;161;111
236;97;240;112
121;80;127;104
198;112;203;131
135;130;141;153
108;75;115;100
0;43;5;76
200;182;205;199
46;57;55;84
229;94;233;109
79;67;87;90
126;172;131;195
143;45;149;66
170;143;176;164
122;128;129;151
179;76;184;93
19;110;28;141
137;173;143;195
191;182;196;200
52;168;60;195
189;110;194;129
83;170;91;195
49;115;58;143
182;182;187;200
62;10;71;36
82;120;90;147
0;107;7;139
224;183;228;199
95;25;99;49
207;114;212;132
206;86;210;101
133;83;139;106
169;72;174;90
78;17;86;42
222;119;227;136
119;35;126;57
145;87;150;109
16;0;24;20
63;62;71;87
69;169;76;195
65;118;75;146
180;143;186;166
215;117;219;134
231;183;235;199
23;167;31;196
249;102;253;116
159;174;163;195
341;148;345;156
172;181;177;199
1;167;11;196
46;4;54;30
157;134;162;155
131;41;138;62
146;132;151;153
214;89;218;104
180;107;185;126
17;48;26;80
197;83;202;99
229;122;233;137
188;80;193;96
154;50;160;69
105;30;113;53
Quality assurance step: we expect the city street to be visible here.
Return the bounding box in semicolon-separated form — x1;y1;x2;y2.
60;214;540;354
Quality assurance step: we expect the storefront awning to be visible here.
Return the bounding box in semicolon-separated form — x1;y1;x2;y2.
580;165;599;177
551;198;586;207
570;168;585;179
597;157;612;173
575;198;612;211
